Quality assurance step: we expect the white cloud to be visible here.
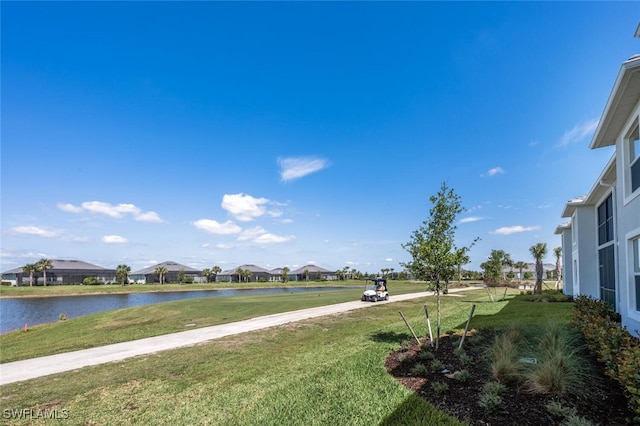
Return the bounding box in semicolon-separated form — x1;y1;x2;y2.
278;156;328;182
385;258;393;262
484;167;504;177
57;203;83;213
490;225;541;235
558;118;599;147
216;243;233;249
253;233;295;244
193;219;242;235
460;216;482;224
12;226;59;238
222;193;271;222
133;211;163;223
238;226;266;241
102;235;128;244
58;201;164;222
280;218;294;224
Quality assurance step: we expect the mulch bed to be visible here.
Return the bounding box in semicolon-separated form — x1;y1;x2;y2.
384;329;636;425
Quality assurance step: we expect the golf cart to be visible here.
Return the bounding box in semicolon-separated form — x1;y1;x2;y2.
361;277;388;302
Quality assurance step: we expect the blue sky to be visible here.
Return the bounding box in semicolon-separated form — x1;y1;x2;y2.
2;2;639;274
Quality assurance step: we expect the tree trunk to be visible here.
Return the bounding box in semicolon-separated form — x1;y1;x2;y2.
535;261;543;294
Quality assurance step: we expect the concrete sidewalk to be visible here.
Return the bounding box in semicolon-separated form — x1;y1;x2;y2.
0;288;472;386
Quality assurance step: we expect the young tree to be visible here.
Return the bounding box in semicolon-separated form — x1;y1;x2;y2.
529;243;548;294
37;258;53;287
23;263;37;287
154;266;168;284
303;269;310;282
177;268;186;284
480;250;506;285
554;246;562;290
116;264;131;286
401;182;477;349
201;268;212;283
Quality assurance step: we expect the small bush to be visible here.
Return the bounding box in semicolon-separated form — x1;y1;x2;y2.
449;369;470;382
478;393;503;413
430;382;449;394
430;359;445;372
546;400;577;418
455;348;472;366
561;414;595;426
417;349;435;361
483;381;507;396
59;313;67;321
397;353;413;365
410;363;429;377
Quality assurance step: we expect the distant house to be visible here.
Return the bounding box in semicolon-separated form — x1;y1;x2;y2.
556;54;640;332
290;264;337;281
269;268;297;282
1;259;116;286
217;264;273;283
130;261;202;284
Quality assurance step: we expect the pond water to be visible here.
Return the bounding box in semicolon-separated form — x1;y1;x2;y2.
0;286;352;334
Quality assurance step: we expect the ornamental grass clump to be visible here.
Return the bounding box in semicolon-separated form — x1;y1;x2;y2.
488;331;522;382
525;322;591;396
478;381;507;414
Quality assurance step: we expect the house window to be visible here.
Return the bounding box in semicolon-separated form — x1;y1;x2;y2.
629;124;640;193
597;193;616;307
597;194;614;245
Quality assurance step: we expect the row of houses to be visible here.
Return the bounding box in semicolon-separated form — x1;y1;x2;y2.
1;260;338;286
555;53;640;332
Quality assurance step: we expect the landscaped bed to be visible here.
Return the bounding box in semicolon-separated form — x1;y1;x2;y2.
386;330;635;425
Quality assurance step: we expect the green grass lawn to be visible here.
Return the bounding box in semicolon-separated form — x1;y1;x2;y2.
0;288;572;425
0;281;441;363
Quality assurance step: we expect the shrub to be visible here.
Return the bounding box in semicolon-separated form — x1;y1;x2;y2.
430;382;449;394
410;363;429;377
417;349;435;361
572;296;640;421
449;369;470;382
455;348;472;366
430;359;445;372
483;381;507;396
545;400;577;418
83;277;100;286
478;393;503;413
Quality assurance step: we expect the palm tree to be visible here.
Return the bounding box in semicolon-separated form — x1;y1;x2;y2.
502;253;513;281
281;266;290;283
201;268;212;283
303;269;310;282
212;266;221;282
154;266;168;284
37;258;53;287
554;247;562;290
243;269;252;283
513;261;528;283
454;248;470;282
23;263;37;287
235;268;244;283
116;264;131;286
529;243;548;294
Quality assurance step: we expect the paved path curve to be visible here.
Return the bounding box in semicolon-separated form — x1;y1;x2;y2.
0;288;474;385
